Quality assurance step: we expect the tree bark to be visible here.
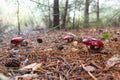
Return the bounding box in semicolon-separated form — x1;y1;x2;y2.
62;0;69;29
17;0;20;35
73;0;77;28
96;0;99;22
53;0;59;29
84;0;90;28
48;0;51;28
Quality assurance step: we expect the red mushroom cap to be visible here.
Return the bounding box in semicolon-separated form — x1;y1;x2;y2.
83;38;104;50
63;35;74;42
11;37;24;44
82;38;92;45
90;40;104;48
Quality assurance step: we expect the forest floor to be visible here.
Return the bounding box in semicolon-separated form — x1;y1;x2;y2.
0;27;120;80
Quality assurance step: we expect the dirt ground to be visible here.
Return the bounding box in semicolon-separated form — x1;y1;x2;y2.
0;27;120;80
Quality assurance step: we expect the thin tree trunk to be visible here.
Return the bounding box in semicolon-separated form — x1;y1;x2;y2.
73;0;77;28
53;0;59;29
48;0;51;28
96;0;99;22
84;0;89;28
62;0;69;29
17;0;20;35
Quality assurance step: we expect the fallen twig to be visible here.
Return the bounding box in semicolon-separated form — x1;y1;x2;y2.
80;61;98;80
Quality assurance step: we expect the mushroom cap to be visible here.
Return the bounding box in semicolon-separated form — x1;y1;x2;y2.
63;35;73;40
90;40;104;49
83;38;104;49
63;35;74;42
82;38;92;45
11;37;24;44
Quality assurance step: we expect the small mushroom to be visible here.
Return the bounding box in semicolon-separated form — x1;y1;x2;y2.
10;37;28;47
63;35;74;42
11;37;24;45
82;38;104;52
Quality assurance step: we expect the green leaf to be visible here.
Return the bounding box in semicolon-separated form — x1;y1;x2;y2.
102;32;113;39
102;32;109;39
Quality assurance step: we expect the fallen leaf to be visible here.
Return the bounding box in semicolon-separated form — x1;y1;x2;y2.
19;63;37;70
32;63;45;72
106;54;120;68
83;66;96;72
15;74;38;80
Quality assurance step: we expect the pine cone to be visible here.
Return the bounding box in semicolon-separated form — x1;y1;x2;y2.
5;58;20;67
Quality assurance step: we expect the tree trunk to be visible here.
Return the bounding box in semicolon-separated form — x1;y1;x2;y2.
84;0;89;28
53;0;59;29
48;0;51;28
62;0;69;29
96;0;99;22
73;0;77;28
17;0;20;35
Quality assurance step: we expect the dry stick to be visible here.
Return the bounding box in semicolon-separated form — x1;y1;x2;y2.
91;60;102;69
56;56;70;68
80;61;98;80
87;71;98;80
8;69;16;80
67;61;78;75
56;56;70;80
51;70;69;80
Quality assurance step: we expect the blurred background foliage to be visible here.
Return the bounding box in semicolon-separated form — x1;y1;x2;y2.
0;0;120;34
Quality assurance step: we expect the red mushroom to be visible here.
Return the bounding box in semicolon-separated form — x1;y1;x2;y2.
82;38;93;45
82;38;104;52
11;37;28;47
11;37;24;44
63;35;74;42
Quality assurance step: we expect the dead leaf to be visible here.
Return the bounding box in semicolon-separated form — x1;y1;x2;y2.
19;63;37;71
32;63;43;71
15;74;38;80
106;54;120;68
80;62;97;80
32;63;46;72
83;66;96;72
